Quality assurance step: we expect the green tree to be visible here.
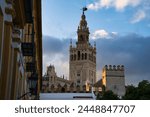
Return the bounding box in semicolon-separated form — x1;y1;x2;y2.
123;80;150;100
97;90;119;100
123;85;139;100
138;80;150;100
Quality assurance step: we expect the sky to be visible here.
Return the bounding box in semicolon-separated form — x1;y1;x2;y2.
42;0;150;85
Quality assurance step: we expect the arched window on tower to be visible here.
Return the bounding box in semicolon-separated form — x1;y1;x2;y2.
51;76;53;82
82;53;84;60
80;35;83;41
85;53;87;60
86;36;88;40
70;55;73;61
78;51;80;60
74;54;76;60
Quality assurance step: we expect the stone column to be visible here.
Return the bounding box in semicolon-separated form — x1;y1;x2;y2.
0;21;12;99
10;25;22;99
0;6;4;98
0;0;16;100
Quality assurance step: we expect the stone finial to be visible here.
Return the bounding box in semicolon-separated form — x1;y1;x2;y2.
109;65;112;70
117;65;120;70
70;38;72;47
105;65;108;70
113;65;116;70
121;65;124;70
94;41;96;48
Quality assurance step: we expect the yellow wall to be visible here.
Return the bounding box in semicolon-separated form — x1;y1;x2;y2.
0;0;42;100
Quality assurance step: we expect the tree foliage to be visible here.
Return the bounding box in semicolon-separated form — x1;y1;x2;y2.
97;90;119;100
123;80;150;100
97;80;150;100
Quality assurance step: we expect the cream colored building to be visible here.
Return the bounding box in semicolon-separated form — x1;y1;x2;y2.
102;65;125;97
42;65;85;93
0;0;42;100
69;10;96;91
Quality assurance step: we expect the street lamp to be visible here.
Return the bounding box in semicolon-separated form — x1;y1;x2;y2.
28;73;38;95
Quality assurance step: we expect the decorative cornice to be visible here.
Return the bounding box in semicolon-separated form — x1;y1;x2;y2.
5;20;13;26
5;4;16;18
12;25;21;43
5;0;13;4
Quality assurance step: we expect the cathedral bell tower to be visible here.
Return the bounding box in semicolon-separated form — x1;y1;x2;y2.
69;7;96;92
77;10;90;46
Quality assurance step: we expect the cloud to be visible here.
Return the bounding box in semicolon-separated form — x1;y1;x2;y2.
92;29;109;39
130;10;146;23
87;0;149;24
130;0;150;24
115;0;141;10
95;33;150;85
43;34;150;85
91;29;118;39
87;0;141;11
43;36;70;78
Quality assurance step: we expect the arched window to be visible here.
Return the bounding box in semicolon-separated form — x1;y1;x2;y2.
85;53;87;60
80;35;83;41
70;55;73;61
78;51;80;60
74;54;76;60
82;53;84;60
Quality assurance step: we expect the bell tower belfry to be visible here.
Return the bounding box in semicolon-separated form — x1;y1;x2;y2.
77;9;89;45
69;7;96;92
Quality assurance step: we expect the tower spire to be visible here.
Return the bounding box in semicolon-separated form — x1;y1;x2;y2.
70;38;72;47
77;7;89;45
94;41;96;47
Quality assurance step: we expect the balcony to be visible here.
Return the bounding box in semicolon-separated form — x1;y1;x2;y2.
26;62;36;72
21;43;34;56
24;0;33;23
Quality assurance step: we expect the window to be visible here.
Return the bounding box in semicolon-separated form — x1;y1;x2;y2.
70;55;73;61
80;35;83;41
74;54;76;60
85;53;87;60
82;53;84;60
78;51;80;60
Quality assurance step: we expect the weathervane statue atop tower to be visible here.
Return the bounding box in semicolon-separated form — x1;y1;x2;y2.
82;7;88;14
